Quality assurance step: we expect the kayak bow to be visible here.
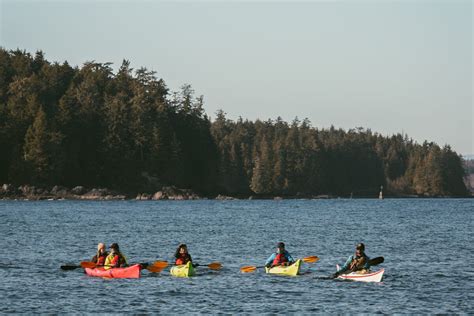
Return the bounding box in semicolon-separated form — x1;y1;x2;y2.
170;261;195;277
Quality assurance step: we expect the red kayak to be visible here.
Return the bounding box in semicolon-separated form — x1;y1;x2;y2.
84;264;141;278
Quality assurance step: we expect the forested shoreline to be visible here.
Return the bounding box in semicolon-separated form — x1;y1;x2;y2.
0;48;469;198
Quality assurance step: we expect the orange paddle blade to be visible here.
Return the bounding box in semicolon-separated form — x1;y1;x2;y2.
240;266;257;273
207;262;222;270
151;261;168;269
80;261;97;269
147;265;165;273
302;256;319;263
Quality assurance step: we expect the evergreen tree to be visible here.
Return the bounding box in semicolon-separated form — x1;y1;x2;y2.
0;48;467;197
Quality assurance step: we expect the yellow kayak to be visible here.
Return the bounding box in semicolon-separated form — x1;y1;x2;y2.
265;259;302;276
170;261;195;277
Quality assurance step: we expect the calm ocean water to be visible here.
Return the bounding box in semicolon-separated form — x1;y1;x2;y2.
0;199;472;313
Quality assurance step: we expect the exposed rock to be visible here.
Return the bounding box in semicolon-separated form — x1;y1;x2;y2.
35;188;46;195
152;191;166;200
136;193;152;200
1;184;14;194
104;194;125;200
274;196;283;200
71;186;86;195
314;195;330;199
187;193;201;200
81;188;112;200
19;185;35;195
79;188;125;200
50;185;69;197
151;186;200;200
170;194;187;200
215;194;237;200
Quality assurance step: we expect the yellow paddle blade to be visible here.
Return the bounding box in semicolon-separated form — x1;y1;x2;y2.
207;262;222;270
302;256;319;263
240;266;257;273
80;261;96;269
147;265;165;273
151;261;168;269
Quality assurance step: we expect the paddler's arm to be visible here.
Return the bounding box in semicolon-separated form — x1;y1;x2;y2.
189;255;197;268
122;255;129;267
332;256;353;278
265;254;276;267
285;251;295;264
363;255;370;270
339;255;354;273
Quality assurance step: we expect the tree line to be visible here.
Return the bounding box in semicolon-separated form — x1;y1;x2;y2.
0;48;469;197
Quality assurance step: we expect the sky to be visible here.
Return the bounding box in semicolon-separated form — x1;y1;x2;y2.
1;0;472;155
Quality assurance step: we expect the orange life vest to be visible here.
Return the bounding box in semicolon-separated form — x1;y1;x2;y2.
175;254;191;265
96;254;107;266
110;253;126;267
272;253;288;266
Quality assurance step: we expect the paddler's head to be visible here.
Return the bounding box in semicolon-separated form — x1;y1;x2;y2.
355;243;365;256
178;244;188;255
109;243;119;254
97;242;105;254
277;242;285;254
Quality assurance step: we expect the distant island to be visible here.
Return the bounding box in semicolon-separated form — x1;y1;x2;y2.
0;48;470;200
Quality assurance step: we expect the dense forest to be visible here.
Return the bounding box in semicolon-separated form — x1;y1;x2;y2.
0;48;469;197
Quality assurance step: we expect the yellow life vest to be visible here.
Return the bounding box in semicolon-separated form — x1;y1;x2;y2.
104;252;128;270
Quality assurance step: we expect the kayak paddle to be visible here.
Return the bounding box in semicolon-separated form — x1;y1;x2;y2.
195;262;222;270
72;260;169;272
240;256;319;273
146;261;168;273
148;261;222;272
369;256;384;266
60;261;102;270
60;264;83;270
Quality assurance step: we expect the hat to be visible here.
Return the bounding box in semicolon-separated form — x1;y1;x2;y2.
109;243;119;250
356;243;365;251
277;242;285;248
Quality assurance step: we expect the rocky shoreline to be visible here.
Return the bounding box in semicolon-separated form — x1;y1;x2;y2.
0;183;339;200
1;183;468;201
0;184;206;201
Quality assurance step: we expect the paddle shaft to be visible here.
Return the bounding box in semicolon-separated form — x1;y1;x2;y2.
60;265;82;270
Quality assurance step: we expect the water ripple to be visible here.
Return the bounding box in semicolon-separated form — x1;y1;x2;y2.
0;199;472;313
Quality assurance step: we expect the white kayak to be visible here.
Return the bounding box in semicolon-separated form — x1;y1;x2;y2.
336;264;384;282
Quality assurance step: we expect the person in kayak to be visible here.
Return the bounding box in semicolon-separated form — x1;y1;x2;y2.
104;243;128;269
174;243;193;265
265;242;295;268
91;242;108;266
333;243;370;278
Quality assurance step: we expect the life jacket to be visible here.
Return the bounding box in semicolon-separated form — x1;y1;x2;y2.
272;253;288;266
349;255;367;271
96;252;107;266
175;254;191;265
105;252;127;269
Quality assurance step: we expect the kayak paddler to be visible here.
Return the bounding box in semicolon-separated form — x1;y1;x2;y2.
104;243;128;269
91;242;108;266
174;243;193;266
265;242;295;268
333;243;370;278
